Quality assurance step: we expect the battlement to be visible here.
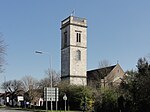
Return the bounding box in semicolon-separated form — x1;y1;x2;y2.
61;16;87;28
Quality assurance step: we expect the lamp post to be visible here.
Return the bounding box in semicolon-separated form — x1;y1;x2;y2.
35;51;53;111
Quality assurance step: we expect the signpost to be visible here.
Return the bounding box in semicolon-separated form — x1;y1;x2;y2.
55;88;59;111
17;96;24;101
17;96;24;107
63;94;67;112
44;87;59;112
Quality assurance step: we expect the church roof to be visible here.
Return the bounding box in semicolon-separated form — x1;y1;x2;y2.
87;65;117;79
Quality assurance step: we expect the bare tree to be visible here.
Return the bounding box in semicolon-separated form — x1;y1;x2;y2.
88;59;112;88
39;69;60;89
0;33;6;73
21;75;40;104
46;69;61;87
1;79;24;106
1;79;24;94
21;75;39;92
146;53;150;63
98;59;111;68
98;60;114;87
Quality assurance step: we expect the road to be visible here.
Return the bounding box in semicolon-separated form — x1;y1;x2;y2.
0;108;33;112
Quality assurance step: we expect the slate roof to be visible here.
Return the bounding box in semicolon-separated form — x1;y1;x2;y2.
87;65;116;79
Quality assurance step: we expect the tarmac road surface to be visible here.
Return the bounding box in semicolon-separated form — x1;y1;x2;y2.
0;108;32;112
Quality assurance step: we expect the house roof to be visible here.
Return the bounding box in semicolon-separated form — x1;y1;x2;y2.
87;64;117;79
0;93;3;97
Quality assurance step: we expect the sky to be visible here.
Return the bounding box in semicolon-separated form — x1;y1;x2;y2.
0;0;150;85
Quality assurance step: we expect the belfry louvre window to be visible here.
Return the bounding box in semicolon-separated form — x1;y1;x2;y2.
77;50;81;60
76;32;81;43
64;32;67;47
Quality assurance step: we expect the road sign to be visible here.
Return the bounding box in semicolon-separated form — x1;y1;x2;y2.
44;87;59;101
17;96;24;101
63;94;67;100
63;94;67;112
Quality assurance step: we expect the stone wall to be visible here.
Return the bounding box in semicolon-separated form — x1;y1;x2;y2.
61;16;87;85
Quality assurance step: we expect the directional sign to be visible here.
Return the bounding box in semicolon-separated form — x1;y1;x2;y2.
44;87;59;101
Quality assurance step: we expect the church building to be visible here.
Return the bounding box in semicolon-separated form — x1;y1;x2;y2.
61;16;87;85
61;16;125;86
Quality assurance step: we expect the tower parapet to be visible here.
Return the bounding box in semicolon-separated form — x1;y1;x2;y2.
61;16;87;29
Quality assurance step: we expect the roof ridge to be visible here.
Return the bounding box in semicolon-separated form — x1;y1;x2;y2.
87;64;117;72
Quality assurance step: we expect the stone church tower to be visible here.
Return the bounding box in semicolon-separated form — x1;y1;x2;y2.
61;16;87;85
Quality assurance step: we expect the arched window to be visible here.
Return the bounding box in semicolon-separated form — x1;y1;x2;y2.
77;50;81;61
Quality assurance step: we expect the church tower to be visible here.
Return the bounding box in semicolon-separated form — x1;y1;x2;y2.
61;16;87;85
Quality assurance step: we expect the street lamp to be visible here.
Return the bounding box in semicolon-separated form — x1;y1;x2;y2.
35;51;53;111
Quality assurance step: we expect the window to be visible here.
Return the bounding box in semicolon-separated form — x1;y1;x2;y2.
64;32;67;47
76;32;81;43
76;50;81;60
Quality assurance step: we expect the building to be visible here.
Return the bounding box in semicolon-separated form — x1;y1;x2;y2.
87;64;126;88
61;16;87;85
0;93;5;105
60;16;125;86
